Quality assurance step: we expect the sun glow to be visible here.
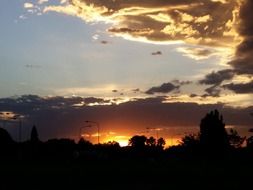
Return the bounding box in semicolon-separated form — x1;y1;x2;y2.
117;140;129;147
165;138;181;148
0;111;22;121
104;135;130;147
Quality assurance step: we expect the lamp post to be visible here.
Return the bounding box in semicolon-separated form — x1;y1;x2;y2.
249;113;253;133
86;120;100;144
79;125;92;139
146;127;160;139
12;114;23;143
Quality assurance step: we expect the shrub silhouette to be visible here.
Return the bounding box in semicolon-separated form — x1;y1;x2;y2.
199;109;229;151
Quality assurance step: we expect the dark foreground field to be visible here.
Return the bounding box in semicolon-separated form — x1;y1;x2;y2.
1;155;253;190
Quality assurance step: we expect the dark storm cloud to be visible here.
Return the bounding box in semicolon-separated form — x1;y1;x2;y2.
223;80;253;94
199;69;235;86
199;69;236;97
145;82;179;95
198;0;253;96
227;0;253;75
229;38;253;75
84;97;109;104
43;0;253;78
49;0;252;83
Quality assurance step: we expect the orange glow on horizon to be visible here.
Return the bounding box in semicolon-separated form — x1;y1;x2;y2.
104;135;130;147
79;123;199;147
116;140;129;147
165;138;181;148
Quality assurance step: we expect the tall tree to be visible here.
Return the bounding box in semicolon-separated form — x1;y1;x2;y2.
30;125;39;142
199;110;229;151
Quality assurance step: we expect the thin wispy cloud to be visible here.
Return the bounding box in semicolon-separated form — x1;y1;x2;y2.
176;47;216;61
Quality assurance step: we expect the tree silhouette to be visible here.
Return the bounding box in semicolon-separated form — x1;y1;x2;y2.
30;125;39;142
78;137;92;146
129;135;147;149
157;137;166;148
227;129;246;148
246;136;253;149
180;134;200;148
102;141;120;148
0;128;15;157
199;109;229;151
0;128;13;144
146;136;156;146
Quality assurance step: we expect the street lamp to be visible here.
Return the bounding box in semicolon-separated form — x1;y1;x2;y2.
86;120;100;144
146;127;160;139
12;114;24;143
79;125;92;139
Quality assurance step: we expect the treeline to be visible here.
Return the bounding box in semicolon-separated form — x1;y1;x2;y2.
0;109;253;161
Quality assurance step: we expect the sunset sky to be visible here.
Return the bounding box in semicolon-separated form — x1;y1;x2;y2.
0;0;252;145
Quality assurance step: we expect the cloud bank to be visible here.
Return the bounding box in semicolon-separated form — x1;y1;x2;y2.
200;0;253;94
42;0;241;47
26;0;253;98
145;82;179;95
0;95;252;142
